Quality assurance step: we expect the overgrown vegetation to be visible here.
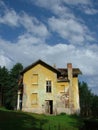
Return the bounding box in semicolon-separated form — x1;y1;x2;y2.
0;107;81;130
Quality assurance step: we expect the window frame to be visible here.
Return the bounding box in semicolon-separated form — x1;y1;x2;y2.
46;80;52;93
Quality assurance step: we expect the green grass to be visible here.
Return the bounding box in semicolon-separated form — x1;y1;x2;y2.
0;107;82;130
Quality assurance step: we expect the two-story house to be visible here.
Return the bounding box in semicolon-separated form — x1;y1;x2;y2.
17;59;81;115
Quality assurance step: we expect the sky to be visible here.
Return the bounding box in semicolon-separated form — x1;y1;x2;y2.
0;0;98;94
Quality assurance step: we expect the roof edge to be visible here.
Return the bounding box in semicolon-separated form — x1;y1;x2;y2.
21;59;60;74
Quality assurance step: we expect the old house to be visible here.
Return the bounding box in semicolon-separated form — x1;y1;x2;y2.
17;59;81;115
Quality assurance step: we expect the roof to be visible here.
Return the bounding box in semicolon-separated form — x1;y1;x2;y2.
21;59;60;74
58;68;82;76
21;59;82;77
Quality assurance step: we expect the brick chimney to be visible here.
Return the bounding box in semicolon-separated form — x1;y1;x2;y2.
67;63;72;81
67;63;74;113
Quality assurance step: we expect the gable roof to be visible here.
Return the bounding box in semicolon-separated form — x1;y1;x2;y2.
21;59;60;74
21;59;82;77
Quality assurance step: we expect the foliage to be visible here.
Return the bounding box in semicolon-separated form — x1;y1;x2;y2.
91;95;98;117
5;63;23;109
0;66;9;106
0;63;23;109
79;81;98;118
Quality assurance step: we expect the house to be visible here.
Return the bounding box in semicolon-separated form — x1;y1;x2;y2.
17;59;82;115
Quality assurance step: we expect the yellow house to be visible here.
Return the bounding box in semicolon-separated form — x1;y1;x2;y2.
17;59;82;115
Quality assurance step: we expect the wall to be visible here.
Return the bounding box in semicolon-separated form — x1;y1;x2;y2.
22;64;57;114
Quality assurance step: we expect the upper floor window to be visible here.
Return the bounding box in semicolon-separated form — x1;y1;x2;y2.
31;74;38;85
46;80;52;93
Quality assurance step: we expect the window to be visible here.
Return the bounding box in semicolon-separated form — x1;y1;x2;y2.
31;93;38;105
46;81;52;93
31;74;38;85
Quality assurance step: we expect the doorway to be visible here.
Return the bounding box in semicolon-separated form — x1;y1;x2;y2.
45;100;53;114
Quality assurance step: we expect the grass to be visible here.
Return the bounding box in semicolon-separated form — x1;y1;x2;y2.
0;107;82;130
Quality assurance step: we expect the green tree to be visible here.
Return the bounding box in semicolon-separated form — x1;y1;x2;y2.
91;95;98;117
5;63;23;109
79;81;93;117
0;66;9;106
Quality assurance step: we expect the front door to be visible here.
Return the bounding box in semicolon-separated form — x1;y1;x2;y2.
45;100;53;114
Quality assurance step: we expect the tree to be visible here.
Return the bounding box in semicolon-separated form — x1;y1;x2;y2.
0;66;9;106
91;95;98;117
5;63;23;109
79;81;93;117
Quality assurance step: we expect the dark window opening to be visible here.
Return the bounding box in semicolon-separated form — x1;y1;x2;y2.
46;81;52;93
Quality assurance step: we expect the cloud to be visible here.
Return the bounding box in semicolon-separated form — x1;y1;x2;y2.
31;0;98;15
31;0;91;8
48;17;94;45
80;6;98;15
0;9;19;27
19;13;49;38
63;0;91;5
0;53;12;68
0;35;98;75
30;0;74;18
0;2;49;38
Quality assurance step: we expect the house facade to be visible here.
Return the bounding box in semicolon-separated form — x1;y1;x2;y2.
17;60;81;115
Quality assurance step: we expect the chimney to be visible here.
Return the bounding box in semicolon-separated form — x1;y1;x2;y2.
67;63;74;113
67;63;72;81
53;64;56;68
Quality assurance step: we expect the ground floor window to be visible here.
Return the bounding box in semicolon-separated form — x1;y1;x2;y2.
31;93;38;105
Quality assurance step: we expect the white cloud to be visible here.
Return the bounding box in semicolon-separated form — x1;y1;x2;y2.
31;0;98;16
63;0;91;5
48;17;94;45
19;13;49;37
81;6;98;15
0;55;12;67
0;9;19;27
0;3;49;38
0;36;98;76
32;0;91;8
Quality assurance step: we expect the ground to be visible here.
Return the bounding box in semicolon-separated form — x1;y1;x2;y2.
0;107;82;130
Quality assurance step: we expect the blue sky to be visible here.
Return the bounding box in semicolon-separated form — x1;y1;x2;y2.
0;0;98;94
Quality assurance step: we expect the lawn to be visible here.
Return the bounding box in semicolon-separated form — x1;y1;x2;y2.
0;107;82;130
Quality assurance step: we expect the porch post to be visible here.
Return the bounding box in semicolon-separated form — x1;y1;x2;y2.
17;91;20;110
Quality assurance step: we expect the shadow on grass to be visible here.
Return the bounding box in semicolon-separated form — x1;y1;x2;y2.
0;109;48;130
68;115;98;130
79;119;98;130
67;115;84;130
